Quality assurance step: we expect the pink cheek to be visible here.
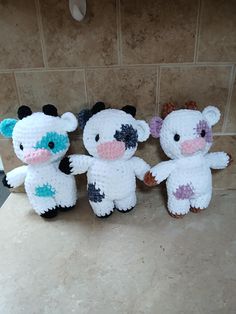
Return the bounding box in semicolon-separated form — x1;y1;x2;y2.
24;149;51;164
181;138;206;155
97;141;126;160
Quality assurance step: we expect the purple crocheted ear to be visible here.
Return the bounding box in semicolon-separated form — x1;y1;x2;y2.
149;116;163;138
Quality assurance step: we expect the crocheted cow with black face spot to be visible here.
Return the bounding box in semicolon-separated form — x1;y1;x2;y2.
0;105;78;218
144;102;231;218
59;102;150;218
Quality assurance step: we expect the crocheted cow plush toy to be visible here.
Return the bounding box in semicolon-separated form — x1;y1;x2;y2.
0;105;78;218
59;102;150;218
144;102;231;218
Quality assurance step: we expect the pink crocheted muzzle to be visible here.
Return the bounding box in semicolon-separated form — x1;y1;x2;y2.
24;149;51;164
181;138;206;156
97;140;125;160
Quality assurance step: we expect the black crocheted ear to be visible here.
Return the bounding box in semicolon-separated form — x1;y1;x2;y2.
77;109;92;129
122;105;136;117
91;102;106;115
17;106;32;120
42;104;58;116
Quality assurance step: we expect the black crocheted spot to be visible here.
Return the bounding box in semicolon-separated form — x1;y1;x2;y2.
88;183;105;203
77;109;92;129
59;157;72;175
114;124;138;149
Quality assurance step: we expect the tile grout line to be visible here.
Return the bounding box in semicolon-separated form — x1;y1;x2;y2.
35;0;48;68
116;0;122;65
83;69;89;107
13;73;22;105
193;0;202;63
155;66;160;115
222;65;235;133
0;63;235;74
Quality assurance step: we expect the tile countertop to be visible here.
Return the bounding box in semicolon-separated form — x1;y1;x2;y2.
0;189;235;314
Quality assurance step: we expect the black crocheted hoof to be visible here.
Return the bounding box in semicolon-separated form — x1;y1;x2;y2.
40;208;58;218
57;205;75;212
116;206;134;213
96;211;113;219
2;175;13;189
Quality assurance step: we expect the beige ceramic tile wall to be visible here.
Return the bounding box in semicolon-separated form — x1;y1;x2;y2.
0;0;236;190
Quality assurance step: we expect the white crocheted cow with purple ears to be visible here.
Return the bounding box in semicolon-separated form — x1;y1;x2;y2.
59;102;150;218
144;102;232;218
0;105;78;218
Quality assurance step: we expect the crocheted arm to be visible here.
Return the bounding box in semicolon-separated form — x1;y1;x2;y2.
144;160;176;186
205;152;231;169
2;165;28;188
130;157;150;181
59;154;93;175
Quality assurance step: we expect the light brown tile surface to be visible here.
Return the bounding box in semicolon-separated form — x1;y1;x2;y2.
1;189;236;313
0;139;24;192
198;0;236;62
121;0;198;64
212;136;236;189
15;70;87;115
0;73;19;118
159;66;232;131
40;0;117;67
0;0;43;69
226;74;236;132
86;67;157;120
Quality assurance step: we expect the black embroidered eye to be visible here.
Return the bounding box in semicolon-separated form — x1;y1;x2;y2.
95;134;99;142
201;130;206;137
19;143;24;150
48;141;55;149
174;134;180;142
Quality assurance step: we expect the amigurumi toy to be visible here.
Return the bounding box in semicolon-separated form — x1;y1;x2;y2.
0;104;78;218
144;101;232;218
59;102;150;218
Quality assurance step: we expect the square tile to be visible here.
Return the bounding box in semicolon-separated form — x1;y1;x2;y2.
211;136;236;189
0;0;43;69
86;66;157;120
15;70;87;115
0;73;19;118
225;74;236;132
121;0;198;64
198;0;236;62
40;0;118;67
159;66;232;131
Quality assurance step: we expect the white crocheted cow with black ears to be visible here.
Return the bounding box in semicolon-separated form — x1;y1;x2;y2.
144;102;232;218
0;105;78;218
59;102;150;218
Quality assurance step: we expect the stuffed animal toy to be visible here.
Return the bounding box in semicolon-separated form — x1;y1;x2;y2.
144;101;232;218
0;104;78;218
59;102;150;218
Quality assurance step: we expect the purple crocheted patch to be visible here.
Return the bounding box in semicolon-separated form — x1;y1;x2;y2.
195;120;212;143
173;184;194;200
149;117;163;138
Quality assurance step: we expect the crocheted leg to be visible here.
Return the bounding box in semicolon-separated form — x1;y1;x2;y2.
28;194;57;217
115;192;136;213
168;195;190;217
89;199;114;218
190;192;212;213
55;178;77;210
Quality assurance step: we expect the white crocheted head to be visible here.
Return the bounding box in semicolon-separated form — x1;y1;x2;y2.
0;105;78;165
149;103;221;160
78;102;150;161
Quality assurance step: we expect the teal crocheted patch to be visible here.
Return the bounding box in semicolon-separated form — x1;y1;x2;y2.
34;132;69;154
35;184;56;197
0;119;18;138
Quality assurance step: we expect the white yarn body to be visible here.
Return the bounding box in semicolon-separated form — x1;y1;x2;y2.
25;162;77;215
166;155;212;215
